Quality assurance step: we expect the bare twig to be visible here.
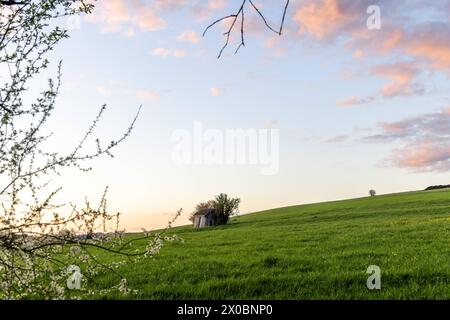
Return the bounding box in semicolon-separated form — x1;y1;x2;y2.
203;0;290;58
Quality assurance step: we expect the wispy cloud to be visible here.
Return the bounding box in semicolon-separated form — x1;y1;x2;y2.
339;62;425;106
95;80;160;102
151;47;187;58
323;135;349;144
210;87;225;96
361;107;450;171
95;85;113;96
132;5;167;32
177;30;201;44
137;89;160;102
373;63;425;98
208;0;227;10
293;0;364;40
86;0;131;34
338;95;375;107
86;0;188;36
193;0;228;22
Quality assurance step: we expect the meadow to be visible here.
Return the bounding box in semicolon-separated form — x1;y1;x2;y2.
89;189;450;299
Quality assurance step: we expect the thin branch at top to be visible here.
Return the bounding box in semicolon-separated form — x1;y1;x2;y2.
203;0;290;58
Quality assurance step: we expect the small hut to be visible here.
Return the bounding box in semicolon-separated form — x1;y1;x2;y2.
193;208;216;229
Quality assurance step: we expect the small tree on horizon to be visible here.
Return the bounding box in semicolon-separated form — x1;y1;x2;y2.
369;189;377;197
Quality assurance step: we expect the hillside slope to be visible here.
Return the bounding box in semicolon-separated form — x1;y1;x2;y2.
93;189;450;299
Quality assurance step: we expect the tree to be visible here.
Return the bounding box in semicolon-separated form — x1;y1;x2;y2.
211;193;241;226
0;0;181;299
369;190;376;197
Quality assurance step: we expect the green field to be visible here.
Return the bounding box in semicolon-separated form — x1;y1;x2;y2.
91;189;450;299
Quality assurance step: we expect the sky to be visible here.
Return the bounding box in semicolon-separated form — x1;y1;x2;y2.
36;0;450;230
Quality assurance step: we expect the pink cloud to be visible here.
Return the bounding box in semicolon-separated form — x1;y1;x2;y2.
381;29;403;51
361;106;450;171
152;48;186;58
132;6;167;32
353;23;450;73
137;89;160;102
339;62;425;106
293;0;369;40
352;50;364;58
86;0;130;33
177;30;201;44
392;140;450;171
208;0;227;10
293;0;346;39
265;35;281;48
210;87;225;96
372;62;424;98
338;95;375;107
193;0;228;22
87;0;190;35
403;25;450;71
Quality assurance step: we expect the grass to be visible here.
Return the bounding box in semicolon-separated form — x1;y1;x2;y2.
87;189;450;299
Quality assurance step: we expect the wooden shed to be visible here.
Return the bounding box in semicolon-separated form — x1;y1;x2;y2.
193;208;216;229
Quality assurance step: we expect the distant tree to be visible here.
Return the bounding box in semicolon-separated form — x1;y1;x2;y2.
211;193;241;225
369;190;377;197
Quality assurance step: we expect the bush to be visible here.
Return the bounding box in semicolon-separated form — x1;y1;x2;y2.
212;193;241;225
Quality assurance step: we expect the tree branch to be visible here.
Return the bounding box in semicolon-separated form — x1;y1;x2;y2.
203;0;290;58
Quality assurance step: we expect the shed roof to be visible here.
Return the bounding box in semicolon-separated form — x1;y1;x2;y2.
193;208;215;216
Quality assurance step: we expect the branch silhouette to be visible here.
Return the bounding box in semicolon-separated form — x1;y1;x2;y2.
203;0;290;58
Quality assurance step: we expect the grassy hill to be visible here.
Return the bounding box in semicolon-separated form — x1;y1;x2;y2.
91;189;450;299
